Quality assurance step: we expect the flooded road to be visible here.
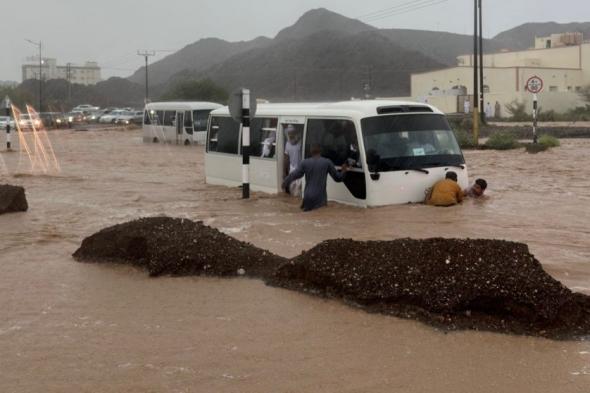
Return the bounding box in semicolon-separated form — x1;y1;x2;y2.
1;129;589;392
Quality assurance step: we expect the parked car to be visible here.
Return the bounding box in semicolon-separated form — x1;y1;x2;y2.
131;111;144;125
99;109;125;124
0;116;15;129
72;104;99;112
114;110;137;125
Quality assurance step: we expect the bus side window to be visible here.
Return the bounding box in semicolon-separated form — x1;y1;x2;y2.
208;117;240;154
184;111;193;134
155;111;164;125
249;117;278;158
193;110;211;132
163;111;175;126
305;119;358;166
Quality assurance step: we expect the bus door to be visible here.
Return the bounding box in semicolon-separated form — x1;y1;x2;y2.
183;111;193;144
278;116;306;195
176;111;184;145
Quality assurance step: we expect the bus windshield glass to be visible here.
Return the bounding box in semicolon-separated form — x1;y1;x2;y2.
361;114;464;172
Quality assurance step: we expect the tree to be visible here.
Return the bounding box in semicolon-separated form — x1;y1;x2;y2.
160;79;228;103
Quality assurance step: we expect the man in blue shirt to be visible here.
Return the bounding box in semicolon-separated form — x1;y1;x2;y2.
282;144;349;212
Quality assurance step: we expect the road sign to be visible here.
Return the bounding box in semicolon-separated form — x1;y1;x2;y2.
229;88;257;123
525;76;544;94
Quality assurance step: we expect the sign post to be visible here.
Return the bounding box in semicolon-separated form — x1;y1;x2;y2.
229;88;257;199
525;76;543;144
3;95;11;151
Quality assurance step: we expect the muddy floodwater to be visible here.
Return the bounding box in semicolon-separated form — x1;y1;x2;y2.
1;129;589;392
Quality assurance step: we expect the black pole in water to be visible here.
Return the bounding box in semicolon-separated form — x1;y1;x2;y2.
241;89;251;199
533;94;538;144
4;99;11;151
472;0;480;145
478;0;485;124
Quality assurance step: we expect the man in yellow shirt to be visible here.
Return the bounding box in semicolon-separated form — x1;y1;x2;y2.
426;171;464;207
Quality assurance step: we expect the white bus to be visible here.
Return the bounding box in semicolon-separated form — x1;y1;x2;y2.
143;102;223;145
205;100;469;207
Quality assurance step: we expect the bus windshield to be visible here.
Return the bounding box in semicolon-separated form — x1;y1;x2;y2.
361;114;464;172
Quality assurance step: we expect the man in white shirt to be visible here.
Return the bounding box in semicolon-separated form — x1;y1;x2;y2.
284;125;303;196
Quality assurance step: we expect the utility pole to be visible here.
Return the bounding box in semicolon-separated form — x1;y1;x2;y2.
478;0;485;124
472;0;480;146
25;39;43;112
137;50;156;104
66;62;72;106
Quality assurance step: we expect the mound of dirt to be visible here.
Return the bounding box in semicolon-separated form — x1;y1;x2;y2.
73;217;286;278
74;218;590;339
0;185;28;214
270;238;590;339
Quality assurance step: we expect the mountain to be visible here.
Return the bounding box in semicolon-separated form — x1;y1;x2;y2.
274;8;376;41
493;22;590;50
177;30;444;101
379;29;507;66
127;36;272;86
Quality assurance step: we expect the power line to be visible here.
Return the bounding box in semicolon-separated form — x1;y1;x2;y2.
362;0;449;23
358;0;438;19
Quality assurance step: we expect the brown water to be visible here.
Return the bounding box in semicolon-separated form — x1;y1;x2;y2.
1;129;589;392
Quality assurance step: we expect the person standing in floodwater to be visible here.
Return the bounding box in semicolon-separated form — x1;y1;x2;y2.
282;144;349;212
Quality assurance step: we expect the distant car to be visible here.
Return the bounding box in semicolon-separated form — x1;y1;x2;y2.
99;109;125;124
131;111;144;125
66;111;86;127
18;114;43;129
73;104;99;112
0;116;15;129
39;112;68;129
114;110;137;125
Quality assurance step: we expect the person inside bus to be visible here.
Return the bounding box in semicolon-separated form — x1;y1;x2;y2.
464;178;488;198
261;132;276;158
425;171;464;207
284;125;302;175
282;144;349;212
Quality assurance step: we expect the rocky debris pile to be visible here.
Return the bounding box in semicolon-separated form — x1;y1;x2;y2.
0;185;28;214
73;217;286;278
270;238;590;339
74;218;590;339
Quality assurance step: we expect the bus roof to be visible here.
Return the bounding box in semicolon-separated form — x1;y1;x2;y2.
209;100;444;119
145;101;223;111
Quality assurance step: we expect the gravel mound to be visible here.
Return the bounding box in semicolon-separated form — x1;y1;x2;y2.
270;238;590;339
0;185;28;214
74;218;590;339
73;217;286;278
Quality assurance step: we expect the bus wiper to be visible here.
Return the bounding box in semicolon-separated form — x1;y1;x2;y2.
406;167;430;174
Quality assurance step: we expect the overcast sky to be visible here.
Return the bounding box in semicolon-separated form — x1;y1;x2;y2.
2;0;588;81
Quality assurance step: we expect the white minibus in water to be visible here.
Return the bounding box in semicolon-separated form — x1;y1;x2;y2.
143;102;222;145
205;100;468;207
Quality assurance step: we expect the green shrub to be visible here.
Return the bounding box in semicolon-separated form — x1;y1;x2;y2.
454;128;476;149
538;134;560;148
484;132;519;150
504;100;530;122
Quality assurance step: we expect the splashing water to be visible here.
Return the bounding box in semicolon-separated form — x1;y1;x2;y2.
10;104;61;175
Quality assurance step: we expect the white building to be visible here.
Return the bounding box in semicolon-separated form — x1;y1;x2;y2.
22;59;102;86
409;33;589;116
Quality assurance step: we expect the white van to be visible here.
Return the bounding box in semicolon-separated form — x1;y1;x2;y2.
143;102;223;145
205;100;469;207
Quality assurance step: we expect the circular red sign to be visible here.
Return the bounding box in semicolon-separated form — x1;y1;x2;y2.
526;76;544;94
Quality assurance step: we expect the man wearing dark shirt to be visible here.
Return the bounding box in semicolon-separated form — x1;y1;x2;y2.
282;144;349;212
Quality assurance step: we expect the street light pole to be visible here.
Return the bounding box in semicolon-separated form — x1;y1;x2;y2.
479;0;485;123
3;96;12;151
25;39;43;112
137;50;156;104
